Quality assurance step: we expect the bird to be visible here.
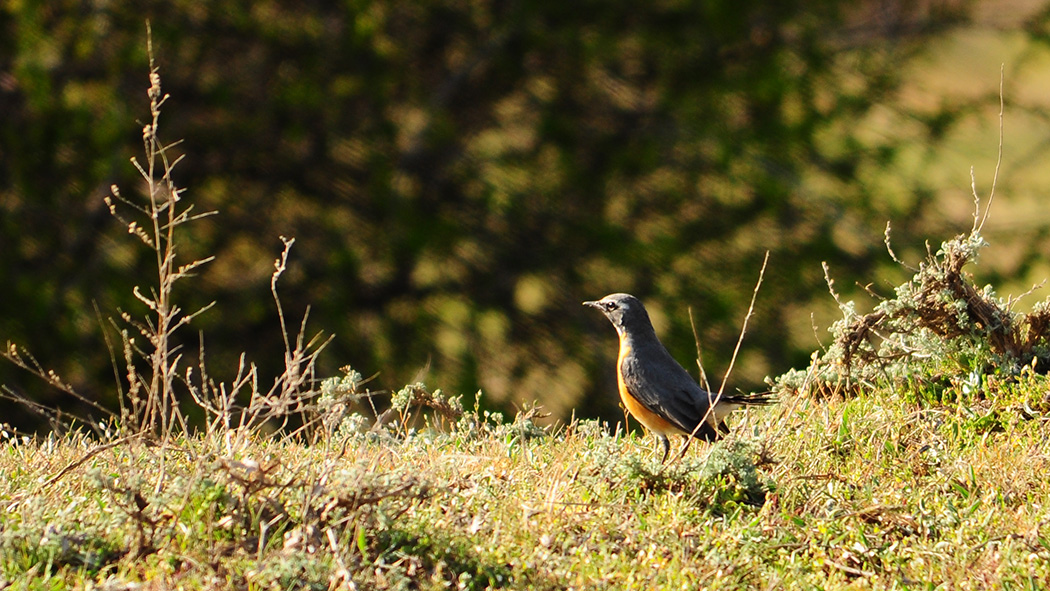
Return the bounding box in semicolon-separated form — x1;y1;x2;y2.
584;293;773;462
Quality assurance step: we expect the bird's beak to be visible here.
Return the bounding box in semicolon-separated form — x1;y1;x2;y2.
583;300;600;309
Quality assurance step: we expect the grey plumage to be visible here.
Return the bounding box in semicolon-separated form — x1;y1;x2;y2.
585;293;774;461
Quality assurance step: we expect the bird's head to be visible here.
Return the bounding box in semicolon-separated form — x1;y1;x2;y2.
583;293;652;336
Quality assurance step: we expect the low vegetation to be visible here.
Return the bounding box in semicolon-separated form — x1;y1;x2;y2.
5;36;1050;591
5;376;1050;589
777;223;1050;402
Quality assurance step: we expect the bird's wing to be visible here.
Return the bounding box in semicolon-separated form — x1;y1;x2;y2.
620;344;721;441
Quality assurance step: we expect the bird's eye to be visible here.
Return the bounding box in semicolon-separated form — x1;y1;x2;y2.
603;302;617;310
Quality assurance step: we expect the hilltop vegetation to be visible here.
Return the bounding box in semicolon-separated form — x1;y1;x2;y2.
5;374;1050;589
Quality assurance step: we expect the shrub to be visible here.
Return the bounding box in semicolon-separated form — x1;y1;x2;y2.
777;225;1050;399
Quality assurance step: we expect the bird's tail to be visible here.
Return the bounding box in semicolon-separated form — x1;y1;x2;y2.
718;391;776;406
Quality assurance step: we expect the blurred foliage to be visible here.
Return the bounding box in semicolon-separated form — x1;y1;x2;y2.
0;0;1037;430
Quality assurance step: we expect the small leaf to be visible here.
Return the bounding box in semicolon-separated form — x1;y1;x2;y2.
356;524;368;557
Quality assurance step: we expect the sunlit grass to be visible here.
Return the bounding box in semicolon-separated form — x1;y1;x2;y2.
3;375;1050;589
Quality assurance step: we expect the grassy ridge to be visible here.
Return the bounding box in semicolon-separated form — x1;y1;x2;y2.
3;376;1050;589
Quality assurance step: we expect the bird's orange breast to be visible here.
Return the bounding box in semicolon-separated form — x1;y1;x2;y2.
616;337;684;437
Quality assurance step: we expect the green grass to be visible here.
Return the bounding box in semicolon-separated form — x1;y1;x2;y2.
3;376;1050;590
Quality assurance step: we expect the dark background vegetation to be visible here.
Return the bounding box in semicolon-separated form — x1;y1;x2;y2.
4;0;1050;430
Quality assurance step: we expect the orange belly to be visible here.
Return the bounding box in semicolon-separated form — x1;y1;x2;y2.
617;339;684;437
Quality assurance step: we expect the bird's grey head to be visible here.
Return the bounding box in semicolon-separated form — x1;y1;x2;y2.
583;293;653;337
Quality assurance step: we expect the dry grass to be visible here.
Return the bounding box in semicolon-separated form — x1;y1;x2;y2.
4;378;1050;589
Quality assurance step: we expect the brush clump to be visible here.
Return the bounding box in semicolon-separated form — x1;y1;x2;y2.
776;227;1050;400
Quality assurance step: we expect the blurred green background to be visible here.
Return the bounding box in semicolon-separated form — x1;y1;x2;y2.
4;0;1050;430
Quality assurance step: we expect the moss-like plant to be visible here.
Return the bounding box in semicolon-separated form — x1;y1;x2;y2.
777;226;1050;398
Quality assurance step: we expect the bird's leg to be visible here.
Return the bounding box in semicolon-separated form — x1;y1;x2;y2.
658;434;670;464
673;437;692;463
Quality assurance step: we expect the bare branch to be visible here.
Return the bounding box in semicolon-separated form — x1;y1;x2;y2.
719;250;770;396
884;221;916;271
977;64;1005;235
